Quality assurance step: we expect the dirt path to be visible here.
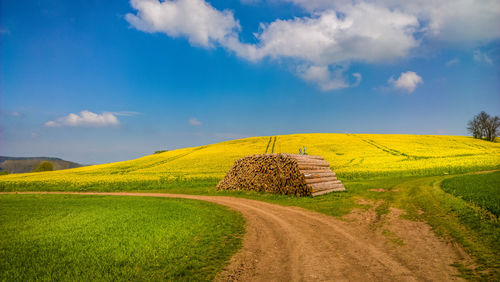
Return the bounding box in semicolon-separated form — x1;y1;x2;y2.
4;192;469;281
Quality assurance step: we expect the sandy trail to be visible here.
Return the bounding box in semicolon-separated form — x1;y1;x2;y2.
4;192;469;281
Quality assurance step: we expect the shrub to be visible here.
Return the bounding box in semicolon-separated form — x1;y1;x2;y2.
32;162;54;172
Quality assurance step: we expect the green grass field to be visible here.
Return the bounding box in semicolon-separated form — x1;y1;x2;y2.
441;171;500;216
0;194;244;281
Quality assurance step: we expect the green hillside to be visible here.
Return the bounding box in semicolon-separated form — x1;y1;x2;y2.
0;156;81;173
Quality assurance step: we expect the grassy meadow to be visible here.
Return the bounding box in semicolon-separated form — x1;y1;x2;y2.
0;194;244;281
1;133;499;280
442;171;500;216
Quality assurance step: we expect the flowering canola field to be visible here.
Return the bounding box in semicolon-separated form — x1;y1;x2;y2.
1;134;499;190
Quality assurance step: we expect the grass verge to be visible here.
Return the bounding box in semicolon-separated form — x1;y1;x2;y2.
441;171;500;216
0;194;244;281
393;176;499;280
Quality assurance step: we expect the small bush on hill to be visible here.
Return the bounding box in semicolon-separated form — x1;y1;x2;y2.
32;162;54;172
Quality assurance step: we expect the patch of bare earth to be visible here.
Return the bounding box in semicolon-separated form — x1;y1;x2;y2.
4;192;471;281
344;201;472;281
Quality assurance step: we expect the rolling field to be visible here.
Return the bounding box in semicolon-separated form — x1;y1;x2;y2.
0;133;499;191
0;194;244;281
1;133;499;280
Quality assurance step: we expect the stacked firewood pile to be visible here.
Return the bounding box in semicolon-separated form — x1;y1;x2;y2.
216;154;311;196
287;154;345;196
217;153;346;196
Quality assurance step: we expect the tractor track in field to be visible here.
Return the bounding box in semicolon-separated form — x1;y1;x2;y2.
3;191;469;281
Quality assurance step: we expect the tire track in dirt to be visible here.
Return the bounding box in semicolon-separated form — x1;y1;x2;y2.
3;192;469;281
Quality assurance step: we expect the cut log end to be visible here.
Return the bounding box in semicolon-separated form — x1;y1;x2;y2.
293;154;345;197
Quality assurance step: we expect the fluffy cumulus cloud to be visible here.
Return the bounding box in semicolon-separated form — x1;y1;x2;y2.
125;0;240;47
45;110;120;127
280;0;500;43
389;71;423;93
127;0;500;91
248;4;418;64
188;117;202;126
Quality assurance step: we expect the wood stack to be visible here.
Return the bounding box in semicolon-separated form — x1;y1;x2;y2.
217;154;345;197
285;154;346;196
216;154;311;196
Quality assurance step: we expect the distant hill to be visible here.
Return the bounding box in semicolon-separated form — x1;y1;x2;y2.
0;156;82;173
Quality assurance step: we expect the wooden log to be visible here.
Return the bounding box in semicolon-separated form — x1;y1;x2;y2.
296;162;330;168
311;185;343;192
312;187;346;196
305;177;338;184
292;155;325;160
297;165;330;170
301;169;335;174
309;182;345;190
295;160;330;166
288;154;324;159
297;164;330;169
303;171;336;178
291;155;327;161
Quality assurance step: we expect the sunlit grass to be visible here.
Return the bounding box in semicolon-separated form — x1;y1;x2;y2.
441;171;500;216
0;194;244;281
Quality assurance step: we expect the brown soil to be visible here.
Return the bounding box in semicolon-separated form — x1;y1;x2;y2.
4;192;470;281
368;188;390;192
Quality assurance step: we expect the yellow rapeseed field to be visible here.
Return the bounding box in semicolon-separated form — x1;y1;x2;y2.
1;134;499;190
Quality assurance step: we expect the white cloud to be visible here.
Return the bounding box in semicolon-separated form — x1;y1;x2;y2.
45;110;120;127
473;50;493;65
445;58;460;67
351;73;362;87
243;5;419;64
297;65;362;91
188;117;202;126
382;0;500;44
126;0;240;48
126;0;500;91
281;0;500;44
127;0;417;90
388;71;423;93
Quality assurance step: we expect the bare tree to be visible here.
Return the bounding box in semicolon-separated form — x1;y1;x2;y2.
467;111;500;142
477;111;490;138
486;116;500;141
467;118;481;139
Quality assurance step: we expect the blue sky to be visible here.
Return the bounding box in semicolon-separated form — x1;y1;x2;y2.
1;0;499;164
